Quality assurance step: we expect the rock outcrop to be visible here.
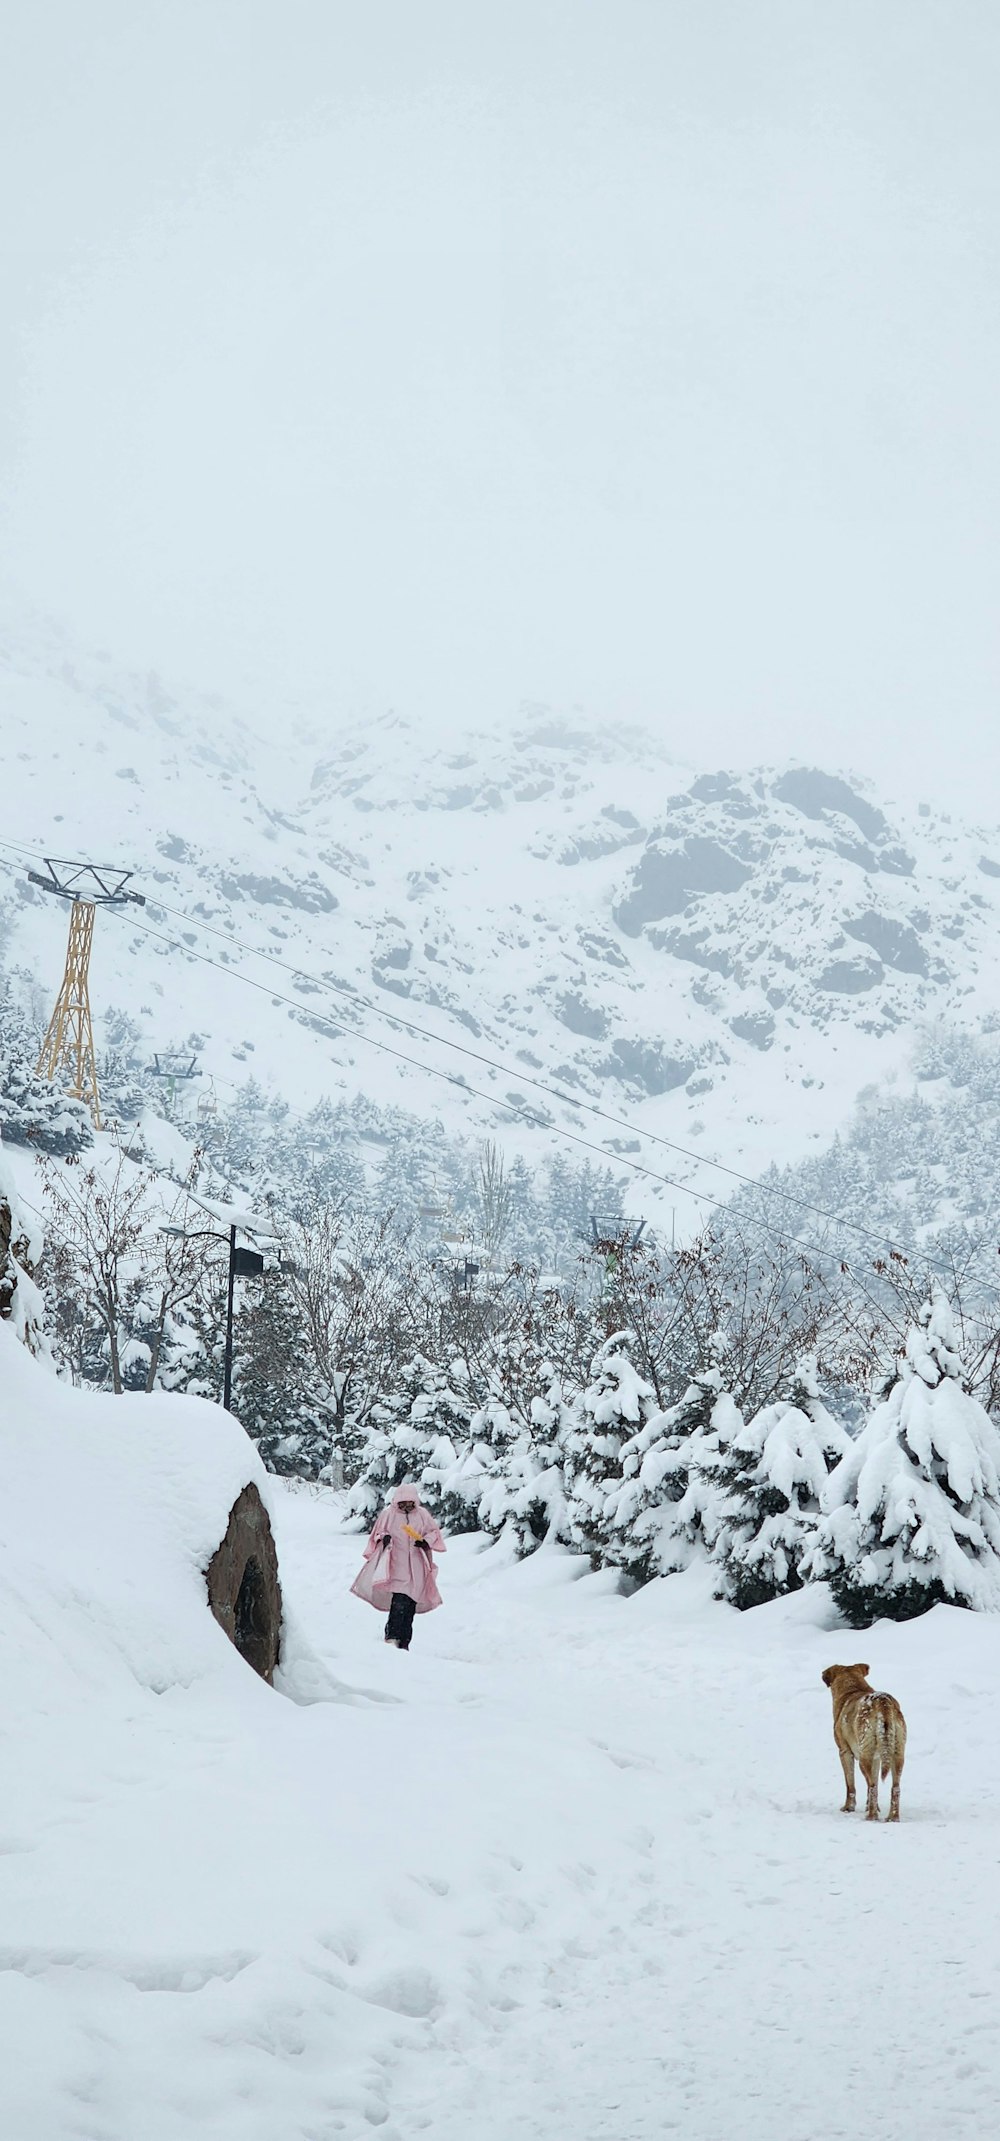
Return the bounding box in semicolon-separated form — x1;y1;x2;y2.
206;1482;282;1683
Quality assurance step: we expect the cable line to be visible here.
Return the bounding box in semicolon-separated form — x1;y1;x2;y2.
0;831;991;1278
0;832;922;1258
103;898;992;1282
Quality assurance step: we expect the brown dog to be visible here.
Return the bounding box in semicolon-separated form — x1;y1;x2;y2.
822;1663;906;1822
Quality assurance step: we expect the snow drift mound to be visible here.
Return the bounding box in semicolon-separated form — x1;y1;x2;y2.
0;1150;47;1356
0;1321;281;1698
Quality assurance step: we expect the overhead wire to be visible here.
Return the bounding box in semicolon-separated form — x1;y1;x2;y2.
143;895;901;1246
0;844;818;1254
0;830;991;1280
0;843;789;1249
0;828;917;1259
0;835;972;1272
116;904;768;1229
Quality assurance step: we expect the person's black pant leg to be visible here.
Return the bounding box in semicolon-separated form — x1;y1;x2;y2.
386;1593;417;1648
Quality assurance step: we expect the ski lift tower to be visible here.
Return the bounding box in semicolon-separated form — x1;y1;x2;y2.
588;1214;646;1283
29;859;145;1131
589;1215;646;1253
150;1050;203;1121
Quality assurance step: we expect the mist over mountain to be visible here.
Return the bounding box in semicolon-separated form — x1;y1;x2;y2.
3;611;1000;1235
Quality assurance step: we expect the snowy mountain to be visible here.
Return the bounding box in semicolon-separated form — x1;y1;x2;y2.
4;609;1000;1220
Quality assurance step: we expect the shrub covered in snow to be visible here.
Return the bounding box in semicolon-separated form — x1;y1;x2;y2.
562;1331;656;1566
602;1399;687;1583
467;1390;518;1540
0;1151;48;1357
478;1371;569;1555
0;994;93;1155
716;1359;849;1609
436;1430;491;1536
232;1270;337;1478
346;1354;471;1529
642;1357;746;1581
823;1289;1000;1625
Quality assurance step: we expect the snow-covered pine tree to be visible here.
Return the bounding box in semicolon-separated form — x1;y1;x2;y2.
823;1288;1000;1625
497;1154;539;1266
601;1398;687;1584
345;1354;471;1529
334;1385;374;1492
716;1357;850;1609
0;1152;48;1356
0;991;93;1156
435;1428;491;1535
428;1360;492;1536
562;1331;656;1566
410;1355;475;1526
145;1298;213;1403
96;1007;152;1127
462;1387;516;1542
344;1414;398;1531
541;1154;624;1269
231;1271;335;1478
477;1370;569;1556
214;1076;272;1183
269;1097;368;1212
522;1376;572;1546
645;1350;746;1579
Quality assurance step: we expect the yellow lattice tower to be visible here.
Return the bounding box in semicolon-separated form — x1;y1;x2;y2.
36;899;102;1127
29;860;146;1132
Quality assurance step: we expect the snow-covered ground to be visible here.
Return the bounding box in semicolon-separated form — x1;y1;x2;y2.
3;1352;999;2141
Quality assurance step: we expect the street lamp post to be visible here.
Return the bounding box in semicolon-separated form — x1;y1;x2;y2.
162;1221;265;1412
223;1224;237;1413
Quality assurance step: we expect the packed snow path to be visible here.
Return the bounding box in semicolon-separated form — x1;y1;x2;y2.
5;1488;1000;2140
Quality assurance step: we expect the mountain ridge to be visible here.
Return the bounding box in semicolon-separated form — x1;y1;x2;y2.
2;611;998;1226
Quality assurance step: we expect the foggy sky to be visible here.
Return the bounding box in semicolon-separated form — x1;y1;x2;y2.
3;2;999;810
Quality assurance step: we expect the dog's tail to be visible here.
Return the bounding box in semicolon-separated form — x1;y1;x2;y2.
874;1696;906;1777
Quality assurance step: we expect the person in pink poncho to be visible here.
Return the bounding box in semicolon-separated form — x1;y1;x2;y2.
350;1481;446;1650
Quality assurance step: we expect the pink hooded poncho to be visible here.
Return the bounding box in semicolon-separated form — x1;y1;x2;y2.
350;1483;446;1615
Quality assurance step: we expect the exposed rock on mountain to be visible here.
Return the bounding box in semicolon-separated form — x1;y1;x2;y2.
3;614;999;1203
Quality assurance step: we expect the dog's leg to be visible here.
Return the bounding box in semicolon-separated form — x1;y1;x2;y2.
888;1757;902;1823
862;1757;880;1821
838;1743;856;1813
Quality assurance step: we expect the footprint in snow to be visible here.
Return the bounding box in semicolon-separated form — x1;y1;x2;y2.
360;1966;441;2018
410;1873;450;1897
591;1737;656;1772
317;1932;361;1966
